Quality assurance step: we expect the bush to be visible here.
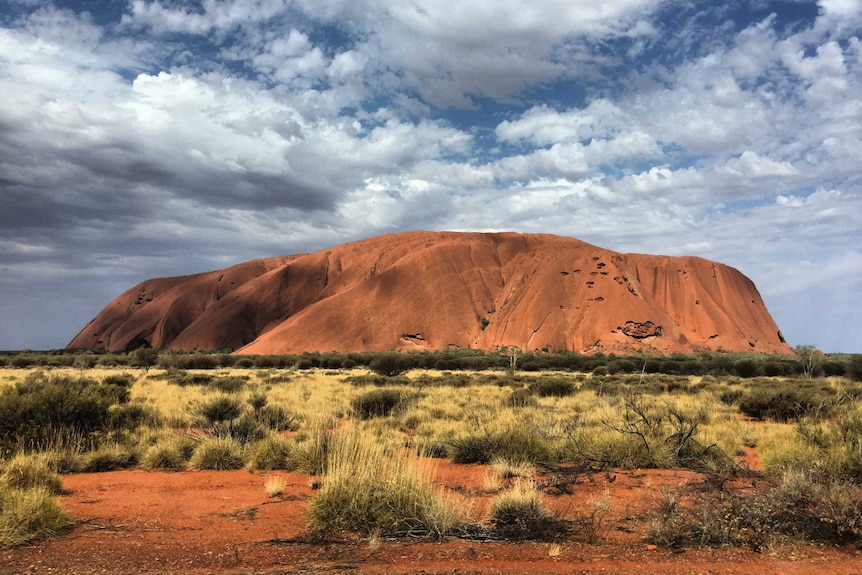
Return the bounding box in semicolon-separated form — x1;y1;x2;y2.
140;436;193;471
79;445;138;473
739;390;809;422
209;375;249;393
0;486;72;550
489;480;565;540
651;470;862;549
733;359;760;378
529;377;575;398
368;354;410;377
189;437;245;470
257;404;299;431
198;395;243;425
351;388;417;419
248;434;295;471
0;373;122;455
504;388;537;408
211;413;268;445
848;356;862;382
448;428;552;465
108;402;162;432
307;427;465;537
0;454;63;495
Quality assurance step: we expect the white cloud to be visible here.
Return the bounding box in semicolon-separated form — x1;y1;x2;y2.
819;0;862;17
1;1;860;352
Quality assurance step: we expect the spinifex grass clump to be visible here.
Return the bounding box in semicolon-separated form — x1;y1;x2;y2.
189;437;245;470
489;479;566;540
307;426;466;537
0;486;72;550
448;427;553;465
350;387;418;419
0;454;63;495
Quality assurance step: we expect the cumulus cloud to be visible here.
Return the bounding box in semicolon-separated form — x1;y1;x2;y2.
0;0;860;352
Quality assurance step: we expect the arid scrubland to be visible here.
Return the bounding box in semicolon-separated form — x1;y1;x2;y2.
2;355;862;550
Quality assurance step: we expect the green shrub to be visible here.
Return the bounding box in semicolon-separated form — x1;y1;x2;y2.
529;377;575;398
489;480;565;540
79;445;138;473
307;427;465;537
248;434;295;471
504;388;538;408
290;425;334;475
351;388;417;419
257;404;299;431
848;356;862;382
189;437;244;470
368;354;410;377
448;428;552;465
0;455;63;495
209;375;249;393
0;486;72;550
139;436;194;471
0;372;124;455
211;413;267;445
739;390;809;422
248;392;268;413
651;470;862;549
198;395;243;425
108;402;162;432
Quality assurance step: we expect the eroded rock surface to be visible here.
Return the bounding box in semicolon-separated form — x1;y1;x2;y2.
67;231;791;355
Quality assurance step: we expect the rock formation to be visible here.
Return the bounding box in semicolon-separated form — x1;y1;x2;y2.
67;231;791;355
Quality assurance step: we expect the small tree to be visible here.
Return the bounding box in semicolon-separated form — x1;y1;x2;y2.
368;353;408;377
131;347;160;373
795;345;821;379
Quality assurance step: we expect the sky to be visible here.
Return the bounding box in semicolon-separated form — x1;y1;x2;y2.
1;0;860;353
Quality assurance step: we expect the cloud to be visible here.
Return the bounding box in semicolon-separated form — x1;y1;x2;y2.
0;1;860;352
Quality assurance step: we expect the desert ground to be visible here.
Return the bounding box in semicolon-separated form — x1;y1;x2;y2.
3;362;862;574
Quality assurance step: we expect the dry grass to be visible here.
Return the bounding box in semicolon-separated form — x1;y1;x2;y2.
263;475;286;497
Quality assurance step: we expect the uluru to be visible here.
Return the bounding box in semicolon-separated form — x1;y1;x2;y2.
68;231;790;355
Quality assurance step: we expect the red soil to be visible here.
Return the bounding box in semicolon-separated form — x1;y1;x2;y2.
67;231;790;356
3;463;860;575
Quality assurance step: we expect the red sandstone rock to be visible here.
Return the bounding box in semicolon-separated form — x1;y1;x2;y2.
67;231;791;355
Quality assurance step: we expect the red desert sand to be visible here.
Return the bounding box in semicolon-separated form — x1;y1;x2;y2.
3;462;862;575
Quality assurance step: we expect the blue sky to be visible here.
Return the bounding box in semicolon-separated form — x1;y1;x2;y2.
1;0;860;353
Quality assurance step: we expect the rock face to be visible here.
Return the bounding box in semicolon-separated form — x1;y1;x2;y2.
68;231;791;355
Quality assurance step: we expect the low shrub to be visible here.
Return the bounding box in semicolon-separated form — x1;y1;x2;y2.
0;486;72;550
0;372;124;455
650;470;862;549
351;388;417;419
504;388;538;408
0;454;63;495
108;402;162;432
79;445;138;473
248;434;295;471
368;354;410;377
738;390;815;422
489;480;565;540
257;404;299;431
198;395;243;425
139;436;194;471
448;428;552;465
189;437;244;470
209;375;249;393
211;413;268;445
530;377;575;398
307;427;465;537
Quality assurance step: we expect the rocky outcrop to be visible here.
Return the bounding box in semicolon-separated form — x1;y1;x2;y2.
67;231;791;355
